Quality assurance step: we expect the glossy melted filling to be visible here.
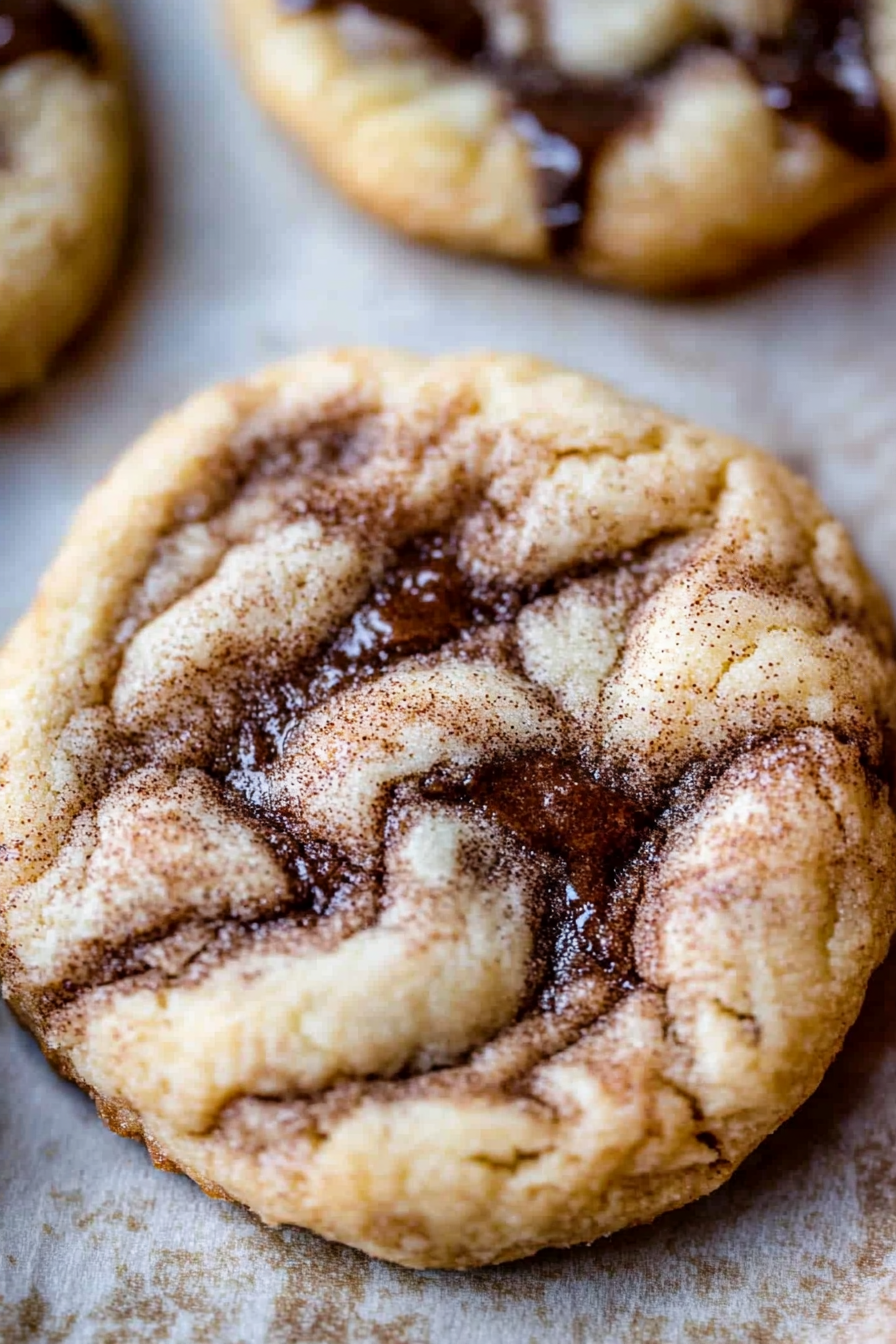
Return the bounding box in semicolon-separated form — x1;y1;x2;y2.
283;0;892;253
221;533;652;999
0;0;95;69
421;753;645;991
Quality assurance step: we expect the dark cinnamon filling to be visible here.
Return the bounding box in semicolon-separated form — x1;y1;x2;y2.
421;753;646;990
0;0;96;71
734;1;891;161
306;532;517;707
217;532;657;998
282;0;891;254
218;533;518;781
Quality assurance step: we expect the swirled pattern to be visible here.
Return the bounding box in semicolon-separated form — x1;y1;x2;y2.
2;351;895;1267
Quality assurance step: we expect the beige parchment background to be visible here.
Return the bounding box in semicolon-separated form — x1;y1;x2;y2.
2;2;896;1339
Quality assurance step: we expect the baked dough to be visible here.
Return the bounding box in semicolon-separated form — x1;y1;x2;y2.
2;350;895;1267
226;0;896;291
0;1;130;395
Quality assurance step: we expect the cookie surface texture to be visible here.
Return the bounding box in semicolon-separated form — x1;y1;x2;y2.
2;350;895;1268
0;1;129;395
226;0;896;291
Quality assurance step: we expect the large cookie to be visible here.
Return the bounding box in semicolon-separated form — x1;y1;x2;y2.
0;1;129;395
226;0;896;291
1;350;895;1268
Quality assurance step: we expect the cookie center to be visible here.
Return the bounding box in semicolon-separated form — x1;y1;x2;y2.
214;525;653;1006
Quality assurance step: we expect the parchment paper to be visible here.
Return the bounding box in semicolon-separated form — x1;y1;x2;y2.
2;2;896;1339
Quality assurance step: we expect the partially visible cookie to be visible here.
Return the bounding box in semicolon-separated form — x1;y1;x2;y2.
2;350;895;1268
0;1;130;395
226;0;896;291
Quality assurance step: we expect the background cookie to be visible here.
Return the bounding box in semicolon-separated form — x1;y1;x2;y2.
0;1;130;395
226;0;896;291
1;350;895;1268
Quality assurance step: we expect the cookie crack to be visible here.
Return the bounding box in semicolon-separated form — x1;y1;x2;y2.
710;997;761;1045
467;1148;549;1172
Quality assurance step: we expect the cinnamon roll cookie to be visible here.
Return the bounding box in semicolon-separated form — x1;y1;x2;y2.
226;0;896;291
0;2;129;395
2;351;895;1268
